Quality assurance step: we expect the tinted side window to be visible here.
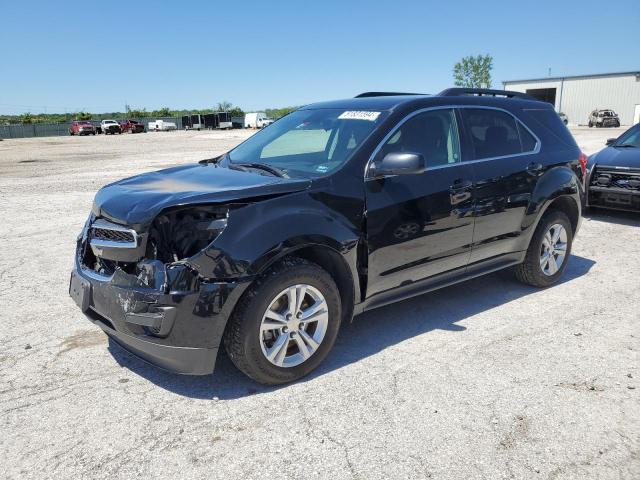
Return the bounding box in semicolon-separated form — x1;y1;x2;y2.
378;109;461;168
462;109;524;159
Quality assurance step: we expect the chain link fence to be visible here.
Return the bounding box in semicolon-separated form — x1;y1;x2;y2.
0;117;185;139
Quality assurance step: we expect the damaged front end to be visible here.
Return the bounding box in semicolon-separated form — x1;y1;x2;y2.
70;205;250;375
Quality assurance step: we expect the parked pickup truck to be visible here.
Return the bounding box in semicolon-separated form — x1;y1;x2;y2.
69;121;96;136
120;119;145;133
101;119;122;135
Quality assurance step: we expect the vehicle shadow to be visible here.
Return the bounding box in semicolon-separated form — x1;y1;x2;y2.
583;208;640;227
108;254;595;400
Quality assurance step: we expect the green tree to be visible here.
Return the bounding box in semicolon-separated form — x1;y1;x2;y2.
216;101;233;112
152;107;171;117
453;54;493;88
265;106;297;119
21;113;34;124
129;108;149;118
75;111;92;120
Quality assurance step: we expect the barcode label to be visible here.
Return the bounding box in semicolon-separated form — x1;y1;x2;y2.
338;111;381;121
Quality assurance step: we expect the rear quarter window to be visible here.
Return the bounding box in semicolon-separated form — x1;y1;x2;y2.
523;108;578;148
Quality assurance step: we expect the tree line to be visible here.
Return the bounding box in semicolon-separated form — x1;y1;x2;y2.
1;101;298;125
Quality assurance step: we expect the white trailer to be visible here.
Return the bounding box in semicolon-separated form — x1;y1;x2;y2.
148;120;177;131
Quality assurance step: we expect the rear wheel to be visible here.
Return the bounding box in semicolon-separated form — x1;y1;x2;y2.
515;210;573;288
223;258;341;385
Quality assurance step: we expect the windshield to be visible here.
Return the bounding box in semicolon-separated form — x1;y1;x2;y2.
228;108;387;177
614;125;640;148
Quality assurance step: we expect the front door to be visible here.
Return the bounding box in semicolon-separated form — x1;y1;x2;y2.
365;108;475;297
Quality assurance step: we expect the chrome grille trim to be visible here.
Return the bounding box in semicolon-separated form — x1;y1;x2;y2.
89;218;138;249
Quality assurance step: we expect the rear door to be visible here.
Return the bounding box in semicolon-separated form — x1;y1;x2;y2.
459;107;541;263
365;108;475;296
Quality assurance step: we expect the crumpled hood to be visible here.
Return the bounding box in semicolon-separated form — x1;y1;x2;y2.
590;147;640;170
93;163;311;227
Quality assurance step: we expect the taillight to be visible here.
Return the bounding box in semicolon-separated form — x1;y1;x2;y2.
578;152;588;180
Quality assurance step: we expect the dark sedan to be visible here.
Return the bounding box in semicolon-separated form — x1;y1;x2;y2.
586;123;640;212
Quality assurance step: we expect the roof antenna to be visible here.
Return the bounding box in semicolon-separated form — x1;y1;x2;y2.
548;67;551;77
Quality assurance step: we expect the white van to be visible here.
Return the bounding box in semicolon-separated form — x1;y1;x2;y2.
244;112;274;129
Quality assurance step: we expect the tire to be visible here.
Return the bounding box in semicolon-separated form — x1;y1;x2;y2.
515;209;573;288
223;257;341;385
588;121;592;128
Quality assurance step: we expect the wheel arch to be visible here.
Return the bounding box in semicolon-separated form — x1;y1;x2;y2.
253;242;357;325
522;166;582;244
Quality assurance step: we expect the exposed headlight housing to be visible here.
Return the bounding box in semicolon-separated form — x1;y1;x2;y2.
148;206;229;263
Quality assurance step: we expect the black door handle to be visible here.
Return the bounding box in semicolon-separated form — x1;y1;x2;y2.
526;162;543;175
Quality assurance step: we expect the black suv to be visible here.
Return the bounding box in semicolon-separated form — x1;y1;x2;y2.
70;88;586;384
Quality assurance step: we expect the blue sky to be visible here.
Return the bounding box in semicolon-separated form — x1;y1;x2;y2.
1;0;638;114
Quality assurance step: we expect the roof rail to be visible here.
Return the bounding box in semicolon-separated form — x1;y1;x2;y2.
355;92;425;98
438;88;535;100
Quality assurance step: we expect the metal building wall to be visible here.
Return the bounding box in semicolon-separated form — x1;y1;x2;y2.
504;73;640;125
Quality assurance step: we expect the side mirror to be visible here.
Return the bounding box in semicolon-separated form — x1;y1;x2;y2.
372;152;426;177
606;138;616;146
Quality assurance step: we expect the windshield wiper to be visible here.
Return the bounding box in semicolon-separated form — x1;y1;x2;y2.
232;162;289;178
614;144;638;148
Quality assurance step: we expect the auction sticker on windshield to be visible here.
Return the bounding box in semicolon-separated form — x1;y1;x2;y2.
338;111;381;121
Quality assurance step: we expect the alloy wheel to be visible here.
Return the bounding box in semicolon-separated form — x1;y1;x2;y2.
259;284;329;368
539;223;568;276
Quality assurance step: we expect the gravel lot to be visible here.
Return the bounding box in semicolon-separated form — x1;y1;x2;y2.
1;127;638;480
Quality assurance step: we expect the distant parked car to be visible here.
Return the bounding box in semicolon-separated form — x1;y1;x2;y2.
120;119;145;133
558;112;568;125
69;121;96;136
148;120;177;131
101;119;122;135
244;112;274;129
586;123;640;212
588;109;620;128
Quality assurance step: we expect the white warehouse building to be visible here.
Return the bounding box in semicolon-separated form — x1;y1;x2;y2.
503;71;640;126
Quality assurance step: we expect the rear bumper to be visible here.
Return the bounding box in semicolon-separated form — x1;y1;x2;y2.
70;259;250;375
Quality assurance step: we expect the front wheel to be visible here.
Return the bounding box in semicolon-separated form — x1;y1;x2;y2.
224;258;341;385
515;210;573;288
